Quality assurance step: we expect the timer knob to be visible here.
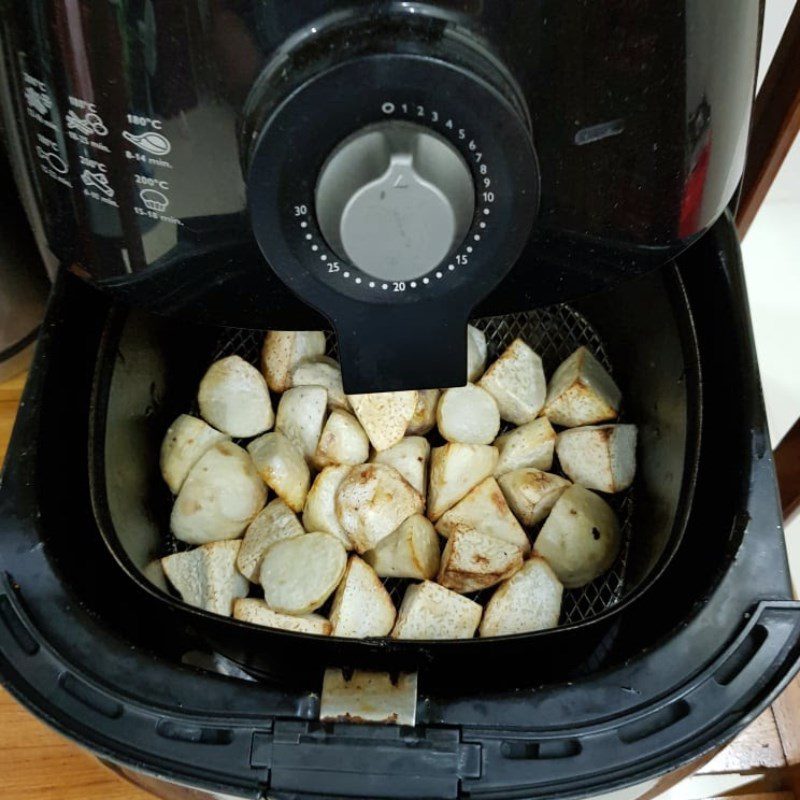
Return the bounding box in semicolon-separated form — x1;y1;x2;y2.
315;122;474;282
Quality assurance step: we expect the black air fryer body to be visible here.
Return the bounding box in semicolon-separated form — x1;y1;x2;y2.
2;2;799;800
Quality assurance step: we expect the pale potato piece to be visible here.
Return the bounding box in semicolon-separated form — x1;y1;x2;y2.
247;431;310;513
438;528;524;593
364;515;440;579
372;436;430;497
170;441;266;545
237;498;305;582
479;556;563;637
478;338;546;425
493;417;556;477
347;390;417;451
427;443;499;521
467;324;488;382
435;477;530;553
543;346;621;427
143;559;169;592
275;385;327;464
198;355;273;438
292;356;349;411
436;384;500;445
261;330;326;393
329;556;396;638
260;532;347;614
162;540;248;617
556;424;637;493
391;581;482;640
302;465;353;548
497;468;571;526
160;414;229;494
335;463;423;553
534;485;620;588
233;599;331;635
313;409;369;469
407;389;440;436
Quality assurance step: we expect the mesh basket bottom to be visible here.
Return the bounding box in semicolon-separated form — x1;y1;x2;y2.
175;306;632;627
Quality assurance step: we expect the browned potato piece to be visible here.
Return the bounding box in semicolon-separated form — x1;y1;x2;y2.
363;515;440;579
198;355;273;438
435;476;530;553
329;556;396;638
170;441;266;545
160;414;228;494
237;498;305;582
555;424;637;493
335;463;423;553
478;339;546;425
313;409;369;469
534;485;620;588
247;431;310;513
479;556;563;637
406;389;440;436
493;417;556;476
162;540;248;617
302;465;353;548
291;356;349;411
543;346;621;427
372;436;430;497
233;599;332;635
391;581;482;640
261;330;326;393
437;528;524;593
427;443;499;521
347;391;417;451
497;468;571;526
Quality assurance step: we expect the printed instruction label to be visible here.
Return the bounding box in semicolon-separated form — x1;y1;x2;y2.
66;96;110;152
79;154;117;206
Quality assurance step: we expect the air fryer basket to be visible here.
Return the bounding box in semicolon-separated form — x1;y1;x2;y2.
90;262;698;686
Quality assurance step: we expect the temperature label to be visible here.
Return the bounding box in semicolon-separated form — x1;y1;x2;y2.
23;73;57;130
79;154;116;206
35;133;70;186
66;96;110;152
133;172;180;225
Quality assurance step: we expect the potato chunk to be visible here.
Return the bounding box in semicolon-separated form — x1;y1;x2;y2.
302;465;353;548
170;441;266;545
162;540;248;617
436;384;500;445
534;485;620;588
275;385;327;464
198;355;273;438
543;346;621;427
237;498;305;582
372;436;430;497
247;431;310;512
435;476;530;553
391;581;481;640
313;409;369;469
335;463;423;553
493;417;556;477
467;324;488;382
364;515;440;579
329;556;396;638
347;390;417;451
233;599;331;635
556;424;637;493
497;468;571;526
479;556;563;637
292;356;349;411
478;339;546;425
427;443;499;521
160;414;228;494
260;532;347;614
261;330;326;393
438;528;524;593
407;389;440;436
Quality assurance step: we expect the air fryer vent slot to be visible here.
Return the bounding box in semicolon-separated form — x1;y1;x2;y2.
714;624;769;686
0;588;39;656
156;720;234;745
618;699;690;744
501;738;582;760
189;306;634;626
58;672;123;719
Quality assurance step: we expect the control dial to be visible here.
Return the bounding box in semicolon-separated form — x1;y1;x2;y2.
246;29;539;392
315;122;474;282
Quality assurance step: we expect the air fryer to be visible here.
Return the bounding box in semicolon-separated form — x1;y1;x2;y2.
1;2;799;800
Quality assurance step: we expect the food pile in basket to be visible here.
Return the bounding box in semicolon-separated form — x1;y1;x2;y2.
155;327;637;639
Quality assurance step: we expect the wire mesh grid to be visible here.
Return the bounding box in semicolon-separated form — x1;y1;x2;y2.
189;305;633;627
